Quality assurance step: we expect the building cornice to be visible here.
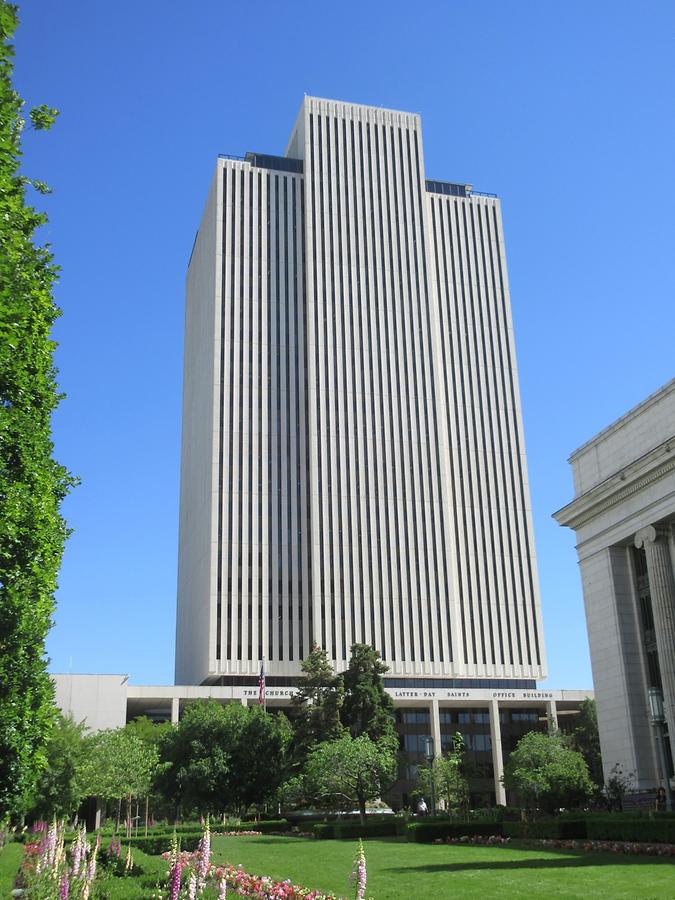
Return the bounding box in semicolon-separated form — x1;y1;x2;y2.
554;438;675;531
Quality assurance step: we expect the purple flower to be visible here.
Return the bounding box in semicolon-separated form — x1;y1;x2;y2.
59;872;69;900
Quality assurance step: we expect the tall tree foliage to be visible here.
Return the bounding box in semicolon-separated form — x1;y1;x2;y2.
503;731;593;813
0;3;75;819
569;698;603;788
157;701;292;815
341;644;396;743
303;734;398;825
290;643;345;763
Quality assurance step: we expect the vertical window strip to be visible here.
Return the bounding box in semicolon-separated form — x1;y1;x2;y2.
482;199;516;665
258;172;264;666
248;170;254;662
398;126;429;663
451;199;477;665
430;197;457;663
237;169;246;662
358;121;377;650
283;177;293;661
301;179;312;651
347;118;362;645
226;167;238;663
474;202;507;666
368;123;392;661
310;116;326;654
216;167;228;663
337;117;354;655
388;124;416;663
460;200;490;666
407;130;442;665
293;179;303;662
326;115;347;662
267;172;274;663
275;175;283;661
487;201;527;664
491;204;540;666
378;123;402;661
318;118;336;662
467;201;498;666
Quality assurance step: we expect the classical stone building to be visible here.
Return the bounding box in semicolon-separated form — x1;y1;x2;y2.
555;379;675;791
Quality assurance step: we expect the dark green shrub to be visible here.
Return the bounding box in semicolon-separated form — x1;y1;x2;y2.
125;832;201;855
313;823;335;839
407;821;503;843
235;819;288;833
334;819;400;839
585;816;675;843
503;821;560;839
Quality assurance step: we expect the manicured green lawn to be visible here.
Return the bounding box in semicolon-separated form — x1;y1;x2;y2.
211;834;675;899
0;842;24;895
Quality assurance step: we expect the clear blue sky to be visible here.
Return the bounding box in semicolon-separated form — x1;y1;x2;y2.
14;1;675;689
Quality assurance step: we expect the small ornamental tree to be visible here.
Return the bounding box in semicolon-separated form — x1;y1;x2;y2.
27;713;86;821
503;731;593;813
418;732;469;814
76;728;159;831
0;2;76;819
303;734;398;825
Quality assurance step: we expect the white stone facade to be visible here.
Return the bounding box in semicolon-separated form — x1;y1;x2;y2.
52;673;589;805
555;378;675;789
176;97;545;686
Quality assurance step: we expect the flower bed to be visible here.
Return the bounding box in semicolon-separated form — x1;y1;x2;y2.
436;833;675;857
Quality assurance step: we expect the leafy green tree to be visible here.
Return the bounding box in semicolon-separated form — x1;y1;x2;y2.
341;644;396;743
28;714;86;820
303;734;397;825
568;699;603;789
290;644;345;763
418;732;469;814
76;729;159;813
157;701;292;815
503;731;593;813
0;2;76;820
125;716;173;750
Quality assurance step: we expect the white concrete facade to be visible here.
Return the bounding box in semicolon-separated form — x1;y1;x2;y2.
176;97;545;686
52;673;589;805
555;379;675;789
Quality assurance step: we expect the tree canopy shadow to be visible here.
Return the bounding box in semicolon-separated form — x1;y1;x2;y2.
385;851;675;873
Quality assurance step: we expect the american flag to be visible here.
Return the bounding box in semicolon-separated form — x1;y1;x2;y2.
258;662;266;707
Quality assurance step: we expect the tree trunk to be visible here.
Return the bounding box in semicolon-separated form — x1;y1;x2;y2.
358;791;367;826
145;795;149;836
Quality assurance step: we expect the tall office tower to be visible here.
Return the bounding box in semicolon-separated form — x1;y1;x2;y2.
176;97;545;687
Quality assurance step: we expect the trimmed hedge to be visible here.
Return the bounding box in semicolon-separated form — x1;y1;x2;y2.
125;832;202;855
407;821;504;843
503;816;675;844
313;817;406;840
585;816;675;844
235;820;289;834
334;819;400;839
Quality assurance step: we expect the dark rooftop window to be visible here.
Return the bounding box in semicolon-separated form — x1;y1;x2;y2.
425;179;470;197
245;152;303;174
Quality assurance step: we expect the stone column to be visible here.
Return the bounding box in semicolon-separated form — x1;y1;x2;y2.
546;699;558;733
635;526;675;743
430;700;442;759
489;699;506;805
171;697;180;724
430;700;443;811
